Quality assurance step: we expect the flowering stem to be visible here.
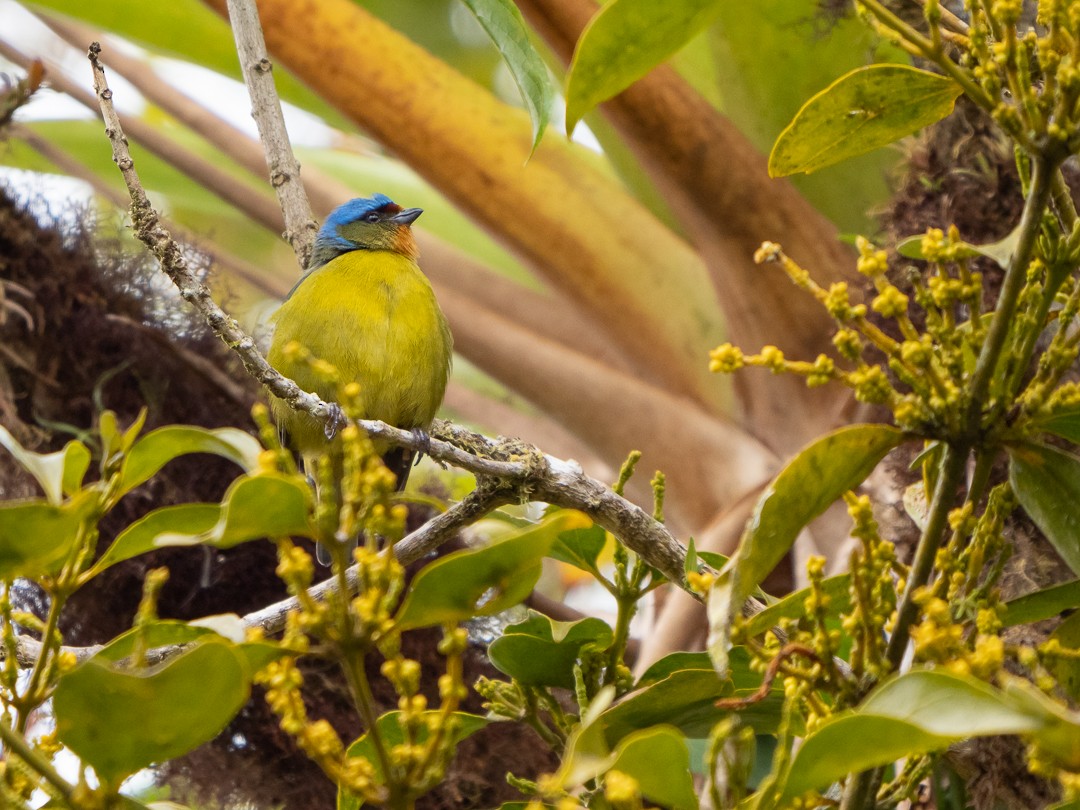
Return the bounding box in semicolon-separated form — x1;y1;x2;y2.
0;719;75;803
841;443;968;809
885;443;969;668
966;155;1056;431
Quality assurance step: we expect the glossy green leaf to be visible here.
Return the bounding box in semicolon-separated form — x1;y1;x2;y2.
120;426;261;495
461;0;553;152
54;639;249;783
683;536;699;575
769;65;962;176
708;425;904;675
782;669;1080;797
549;522;607;576
741;573;853;639
635;651;713;687
155;473;313;549
696;551;729;571
1004;579;1080;626
862;670;1046;736
607;726;697;810
896;223;1021;267
602;649;784;744
92;621;222;663
488;611;613;688
565;0;724;132
91;503;221;574
339;711;488;807
0;495;91;579
1009;443;1080;575
553;686;619;788
782;714;950;799
100;409;148;463
1031;404;1080;445
104;615;292;671
394;512;573;630
0;426;91;505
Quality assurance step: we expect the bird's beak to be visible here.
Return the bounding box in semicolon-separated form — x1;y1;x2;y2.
390;208;423;226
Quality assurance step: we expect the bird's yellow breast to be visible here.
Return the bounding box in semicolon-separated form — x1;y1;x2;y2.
268;249;453;453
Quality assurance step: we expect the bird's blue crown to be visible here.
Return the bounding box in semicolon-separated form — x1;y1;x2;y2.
319;194;396;237
309;194;399;268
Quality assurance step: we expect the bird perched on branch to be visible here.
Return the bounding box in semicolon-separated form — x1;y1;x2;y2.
267;194;453;564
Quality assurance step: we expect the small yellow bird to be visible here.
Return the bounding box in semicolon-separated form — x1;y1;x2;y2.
267;194;453;562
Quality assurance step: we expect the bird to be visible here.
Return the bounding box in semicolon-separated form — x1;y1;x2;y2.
267;194;453;564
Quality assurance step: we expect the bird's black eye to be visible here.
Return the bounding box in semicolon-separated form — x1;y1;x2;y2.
364;211;381;223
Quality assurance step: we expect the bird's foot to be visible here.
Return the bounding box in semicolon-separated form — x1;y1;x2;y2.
411;427;431;462
323;402;348;440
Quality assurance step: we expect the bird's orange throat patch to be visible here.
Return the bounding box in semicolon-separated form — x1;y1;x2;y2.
393;226;420;261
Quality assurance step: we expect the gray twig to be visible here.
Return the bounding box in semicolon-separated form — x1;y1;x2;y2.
224;0;316;267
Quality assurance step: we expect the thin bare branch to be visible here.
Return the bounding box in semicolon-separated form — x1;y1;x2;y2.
224;0;316;266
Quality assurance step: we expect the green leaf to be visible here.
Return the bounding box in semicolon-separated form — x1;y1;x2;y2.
0;426;91;505
602;649;784;744
154;473;313;549
549;522;607;576
565;0;724;132
1009;443;1080;575
54;639;250;783
897;223;1021;267
461;0;553;153
607;727;697;810
782;714;951;799
740;573;853;640
0;494;93;579
394;512;574;630
684;536;699;576
769;65;962;176
91;503;221;574
92;621;223;663
120;426;262;495
99;615;292;671
339;711;488;807
1003;579;1080;626
1031;404;1080;445
488;611;614;688
553;685;619;788
635;651;713;687
861;670;1047;736
781;670;1058;800
708;425;904;675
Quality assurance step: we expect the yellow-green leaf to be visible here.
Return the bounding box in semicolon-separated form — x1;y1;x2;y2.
566;0;724;133
769;65;962;176
461;0;553;153
54;640;249;783
1009;442;1080;575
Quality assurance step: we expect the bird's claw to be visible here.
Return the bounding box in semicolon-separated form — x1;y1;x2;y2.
411;427;431;462
324;402;348;440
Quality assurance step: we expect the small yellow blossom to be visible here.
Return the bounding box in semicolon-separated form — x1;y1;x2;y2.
871;285;909;319
754;241;783;264
709;343;744;373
